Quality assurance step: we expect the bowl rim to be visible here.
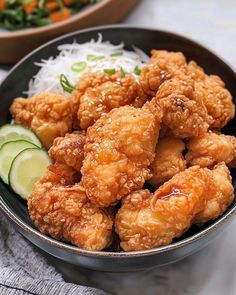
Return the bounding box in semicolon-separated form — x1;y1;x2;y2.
0;24;236;258
0;0;110;39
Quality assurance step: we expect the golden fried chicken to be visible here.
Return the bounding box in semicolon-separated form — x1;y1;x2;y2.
115;164;234;251
194;163;234;224
81;102;163;207
28;163;113;250
140;50;188;97
72;71;147;129
49;131;85;171
159;94;210;138
155;76;195;100
188;61;235;128
10;92;73;149
140;50;234;129
155;70;212;119
148;137;186;186
116;166;209;251
187;60;207;81
72;71;109;112
186;131;236;168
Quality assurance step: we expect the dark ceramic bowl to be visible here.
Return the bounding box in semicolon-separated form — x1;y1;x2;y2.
0;25;236;272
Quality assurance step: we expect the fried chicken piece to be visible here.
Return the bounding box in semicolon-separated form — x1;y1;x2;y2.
159;94;210;138
81;102;163;207
155;76;195;100
140;50;188;97
116;166;209;251
140;50;234;129
194;163;234;224
148;137;186;186
10;92;73;149
188;61;235;128
72;71;109;112
187;60;207;81
186;131;236;168
115;164;234;251
49;131;85;171
146;62;211;138
154;76;213;138
28;163;113;250
72;71;147;129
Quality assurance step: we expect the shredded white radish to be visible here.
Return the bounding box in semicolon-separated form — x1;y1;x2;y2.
26;34;149;97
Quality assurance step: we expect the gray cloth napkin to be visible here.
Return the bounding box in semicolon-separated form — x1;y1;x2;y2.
0;211;107;295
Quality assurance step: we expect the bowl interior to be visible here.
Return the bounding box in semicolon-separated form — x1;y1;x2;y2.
0;26;236;254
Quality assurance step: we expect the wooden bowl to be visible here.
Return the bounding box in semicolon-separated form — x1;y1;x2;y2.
0;0;139;64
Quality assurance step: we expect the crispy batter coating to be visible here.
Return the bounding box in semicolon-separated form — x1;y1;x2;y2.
140;50;234;129
186;131;236;168
140;50;187;97
72;71;147;129
156;76;195;100
72;71;109;112
154;76;213;138
10;92;73;149
81;102;163;207
115;164;234;251
194;163;234;223
49;131;85;171
188;61;235;128
187;60;207;81
116;166;209;251
148;137;186;186
159;94;210;138
28;163;113;250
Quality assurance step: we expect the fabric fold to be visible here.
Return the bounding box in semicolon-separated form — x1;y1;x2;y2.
0;211;106;295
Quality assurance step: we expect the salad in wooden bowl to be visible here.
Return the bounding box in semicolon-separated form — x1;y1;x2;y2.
0;0;100;30
0;0;139;64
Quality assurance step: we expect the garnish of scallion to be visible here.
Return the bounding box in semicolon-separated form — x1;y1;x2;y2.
87;54;105;61
111;51;123;57
71;61;87;73
120;67;126;77
104;68;116;75
56;0;64;9
60;74;75;94
134;65;141;75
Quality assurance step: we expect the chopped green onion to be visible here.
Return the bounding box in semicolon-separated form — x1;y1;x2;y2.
120;67;126;77
33;18;52;27
60;74;75;94
111;51;123;57
104;68;116;75
71;61;87;73
134;65;141;75
56;0;64;9
38;0;45;9
87;54;105;61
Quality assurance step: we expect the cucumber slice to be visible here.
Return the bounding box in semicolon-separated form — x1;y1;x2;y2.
9;148;51;200
0;124;42;148
0;140;38;184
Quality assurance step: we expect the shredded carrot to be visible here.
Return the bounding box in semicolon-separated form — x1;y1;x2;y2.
45;1;60;12
49;7;71;22
0;0;7;10
23;0;38;14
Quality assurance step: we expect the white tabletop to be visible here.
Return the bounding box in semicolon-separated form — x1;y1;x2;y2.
1;1;236;294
